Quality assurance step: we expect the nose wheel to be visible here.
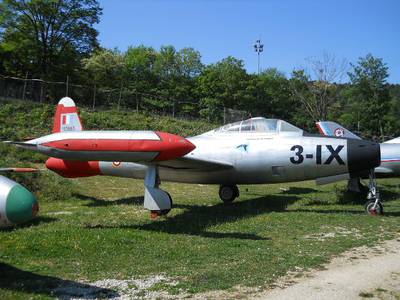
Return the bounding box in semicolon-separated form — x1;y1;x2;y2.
150;192;173;219
365;170;383;215
144;166;173;219
219;185;239;204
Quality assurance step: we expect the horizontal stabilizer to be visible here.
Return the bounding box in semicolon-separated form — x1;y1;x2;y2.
316;173;350;185
0;167;39;173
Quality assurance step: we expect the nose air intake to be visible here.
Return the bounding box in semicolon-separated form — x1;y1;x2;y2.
347;139;381;174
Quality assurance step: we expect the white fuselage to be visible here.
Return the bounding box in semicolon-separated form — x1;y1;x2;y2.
97;131;355;184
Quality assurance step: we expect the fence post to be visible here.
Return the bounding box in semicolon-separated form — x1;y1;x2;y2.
3;77;7;101
92;83;96;110
22;71;28;101
66;75;69;96
39;81;44;103
136;92;139;113
223;106;226;124
118;84;122;111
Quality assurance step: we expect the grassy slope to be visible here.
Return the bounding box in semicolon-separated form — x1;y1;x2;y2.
0;99;216;140
0;100;400;299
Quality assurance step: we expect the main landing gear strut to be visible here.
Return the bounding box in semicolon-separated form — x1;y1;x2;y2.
144;165;172;218
365;169;383;215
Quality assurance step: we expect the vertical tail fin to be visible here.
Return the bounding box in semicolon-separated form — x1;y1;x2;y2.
316;121;361;140
53;97;83;133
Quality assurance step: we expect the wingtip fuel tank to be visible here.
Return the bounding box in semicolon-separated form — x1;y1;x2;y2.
0;175;39;228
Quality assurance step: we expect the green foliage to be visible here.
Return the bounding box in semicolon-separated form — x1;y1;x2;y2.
0;0;102;79
82;48;125;86
251;68;293;119
346;54;391;138
0;99;217;139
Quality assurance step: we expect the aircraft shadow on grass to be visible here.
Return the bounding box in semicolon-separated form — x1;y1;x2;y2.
0;216;57;232
327;185;400;207
84;194;301;240
73;193;144;207
80;188;400;238
0;262;119;299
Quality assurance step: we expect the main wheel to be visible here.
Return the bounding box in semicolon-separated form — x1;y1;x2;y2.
219;185;239;204
365;199;383;216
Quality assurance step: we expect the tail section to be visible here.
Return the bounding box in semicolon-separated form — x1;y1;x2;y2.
316;121;361;140
52;97;83;133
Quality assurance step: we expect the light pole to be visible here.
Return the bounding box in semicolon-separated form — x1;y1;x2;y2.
253;39;264;75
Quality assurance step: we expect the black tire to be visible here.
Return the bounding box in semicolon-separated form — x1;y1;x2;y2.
219;185;238;204
159;192;173;216
365;200;383;216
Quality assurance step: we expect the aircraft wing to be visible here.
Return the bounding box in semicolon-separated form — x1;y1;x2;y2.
156;156;234;171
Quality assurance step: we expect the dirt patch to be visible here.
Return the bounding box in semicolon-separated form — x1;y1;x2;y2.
254;238;400;300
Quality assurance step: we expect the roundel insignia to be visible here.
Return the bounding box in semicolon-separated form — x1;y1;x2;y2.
334;127;345;137
112;162;121;167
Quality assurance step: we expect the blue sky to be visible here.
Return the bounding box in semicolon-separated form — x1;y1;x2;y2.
96;0;400;83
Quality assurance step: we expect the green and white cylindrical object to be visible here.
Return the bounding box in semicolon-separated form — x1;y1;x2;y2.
0;175;39;228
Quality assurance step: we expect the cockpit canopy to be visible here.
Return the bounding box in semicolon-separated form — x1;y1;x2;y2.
210;117;303;135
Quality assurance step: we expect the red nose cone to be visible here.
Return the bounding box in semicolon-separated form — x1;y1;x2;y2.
154;132;196;161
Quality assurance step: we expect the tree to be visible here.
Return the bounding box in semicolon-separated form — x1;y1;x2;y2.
151;46;203;115
346;54;391;138
249;68;292;119
82;48;125;107
175;47;203;78
82;48;125;87
290;52;347;122
124;45;157;88
197;56;249;120
0;0;102;79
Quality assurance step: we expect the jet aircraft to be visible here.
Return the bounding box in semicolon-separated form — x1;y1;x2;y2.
7;98;381;217
0;168;39;227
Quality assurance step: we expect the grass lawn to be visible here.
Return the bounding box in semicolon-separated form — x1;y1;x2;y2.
1;176;400;299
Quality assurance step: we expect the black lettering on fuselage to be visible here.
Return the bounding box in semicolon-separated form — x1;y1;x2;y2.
324;145;345;165
290;144;345;165
290;145;304;164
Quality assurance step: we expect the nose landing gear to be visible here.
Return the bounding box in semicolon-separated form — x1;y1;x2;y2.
365;170;383;215
144;166;173;219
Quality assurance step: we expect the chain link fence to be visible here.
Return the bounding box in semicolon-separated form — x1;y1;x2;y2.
0;74;248;124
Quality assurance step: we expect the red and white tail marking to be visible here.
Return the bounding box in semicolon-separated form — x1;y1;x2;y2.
53;97;83;133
